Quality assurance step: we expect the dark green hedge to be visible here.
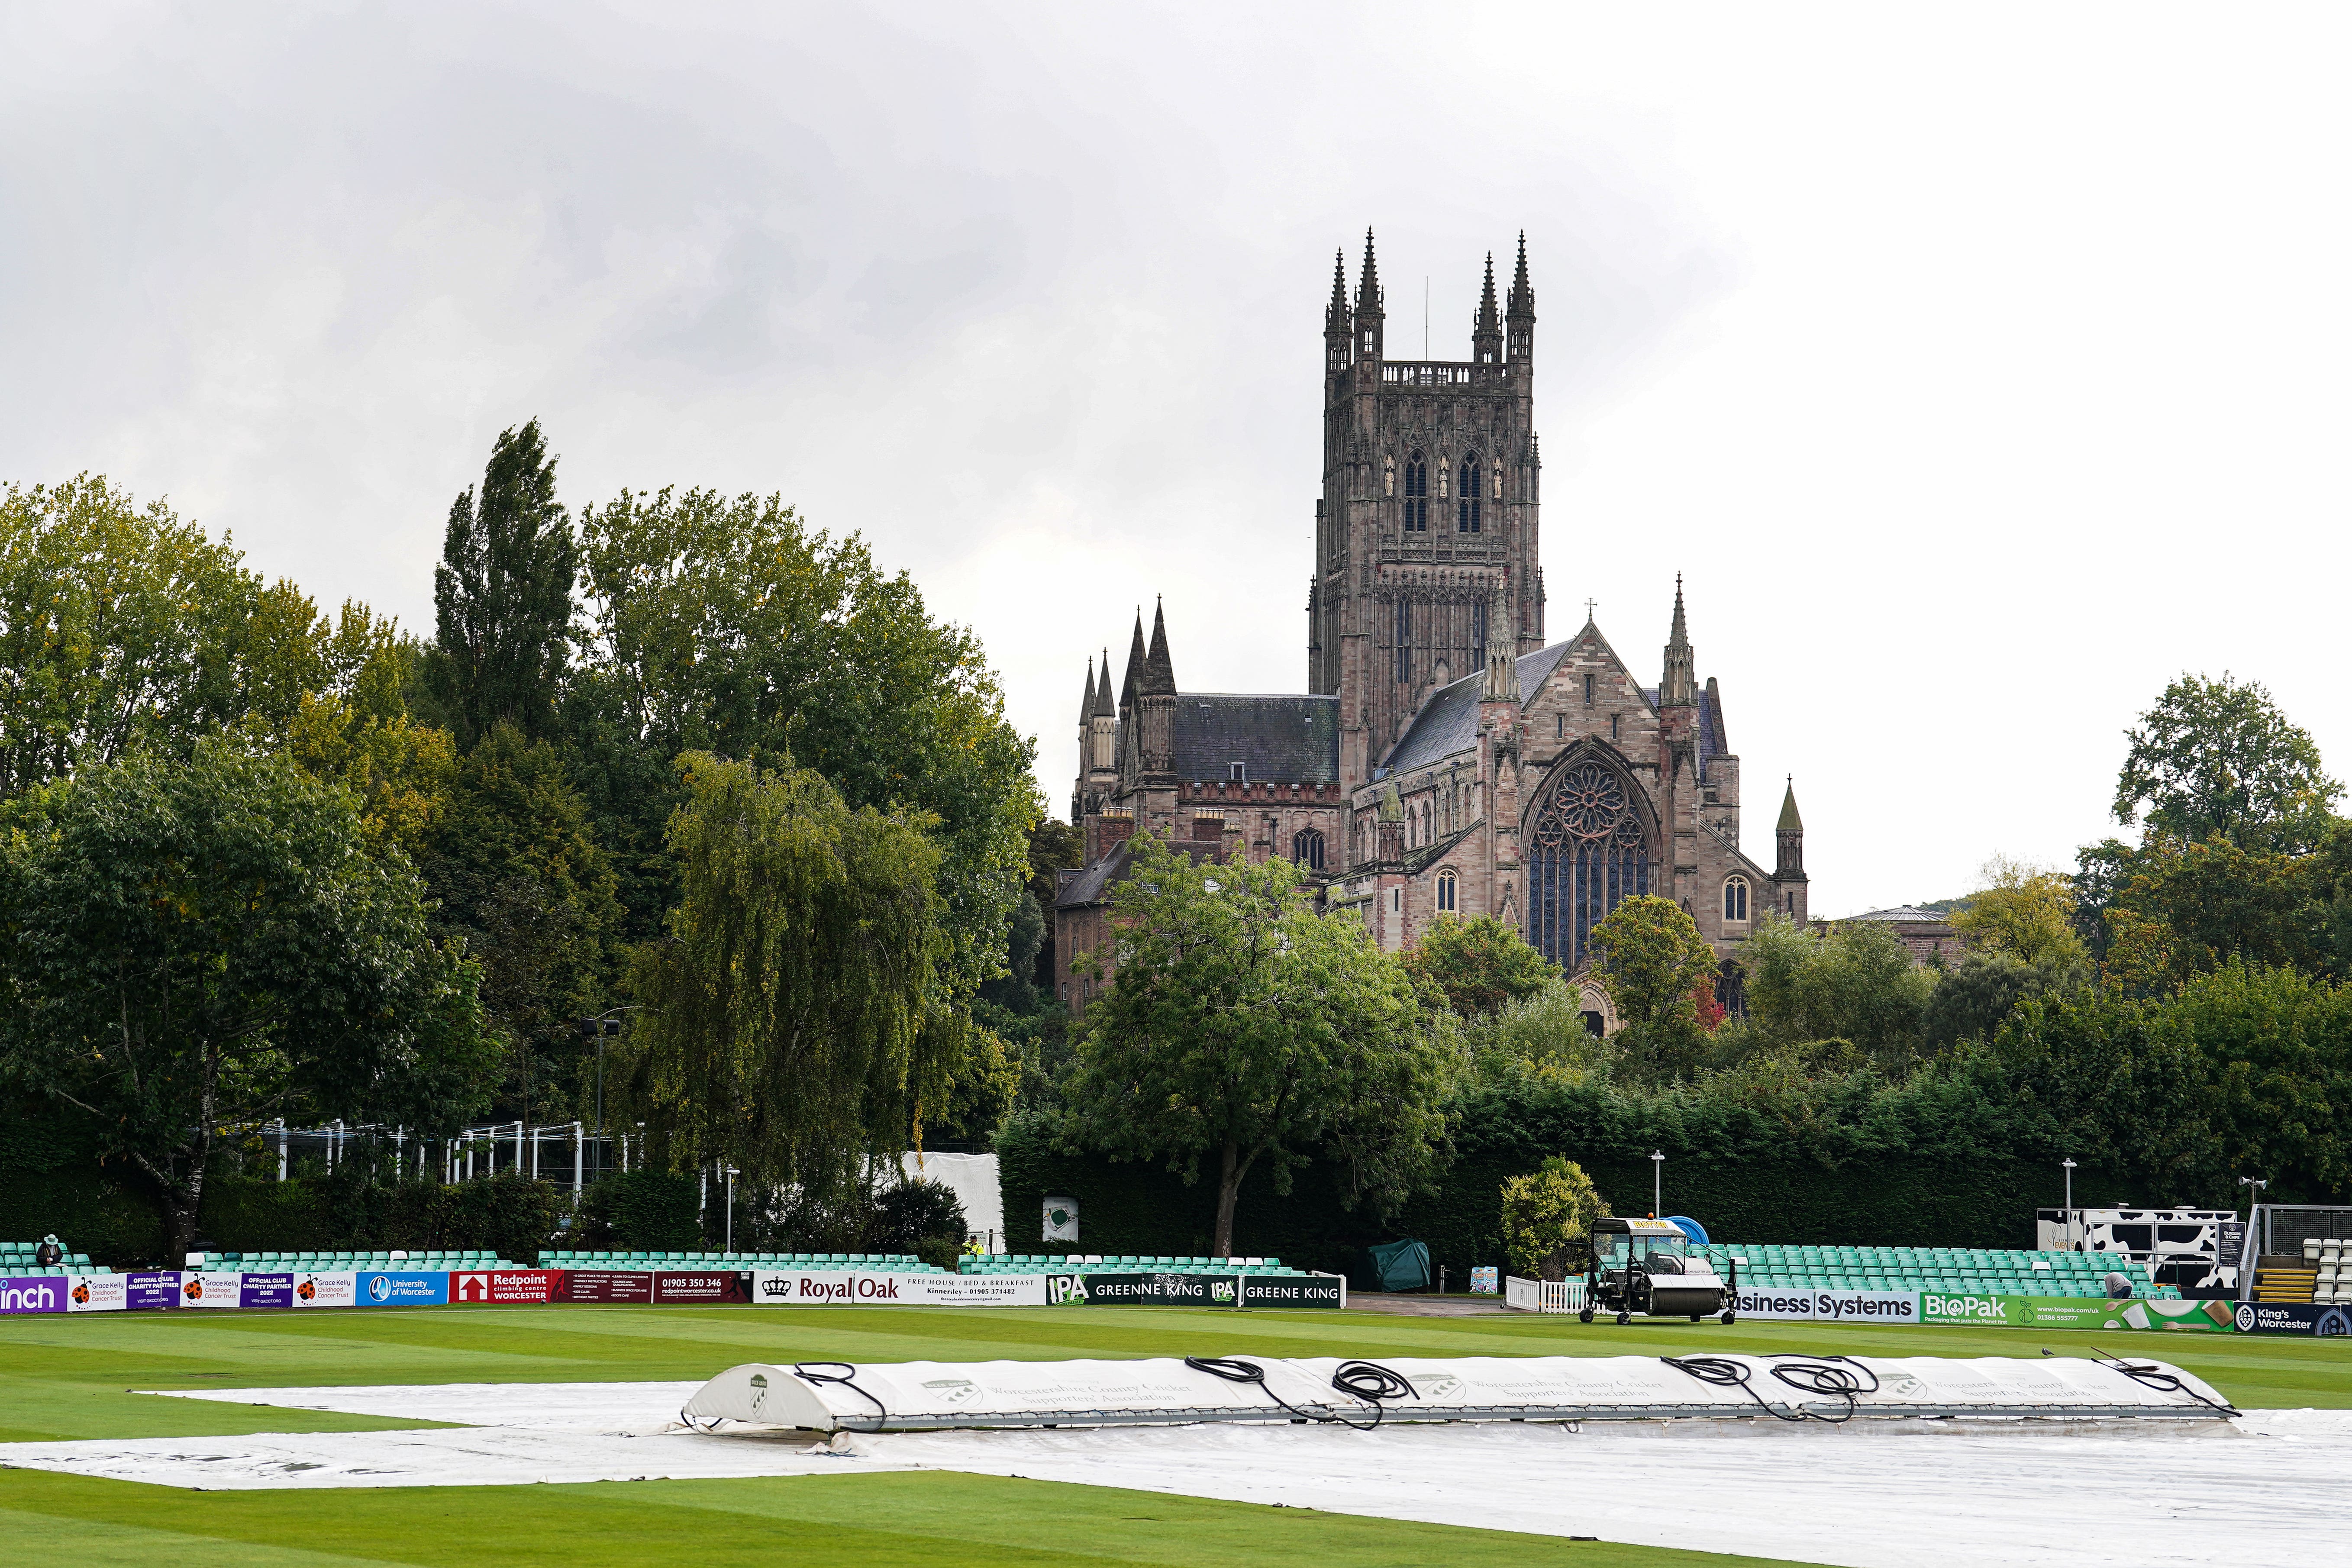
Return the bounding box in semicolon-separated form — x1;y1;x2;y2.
996;1058;2194;1288
0;1099;168;1265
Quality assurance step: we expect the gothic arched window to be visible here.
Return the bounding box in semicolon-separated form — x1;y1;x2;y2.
1526;759;1652;971
1292;828;1326;871
1458;454;1482;532
1403;452;1428;532
1436;868;1458;913
1723;875;1749;923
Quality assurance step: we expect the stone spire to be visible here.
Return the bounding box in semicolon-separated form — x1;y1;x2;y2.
1326;248;1350;335
1775;776;1807;883
1119;609;1147;711
1094;648;1116;717
1354;228;1384;358
1505;230;1534;362
1777;777;1804;833
1472;250;1502;365
1485;585;1518;701
1142;597;1176;695
1081;656;1097;720
1662;575;1696;707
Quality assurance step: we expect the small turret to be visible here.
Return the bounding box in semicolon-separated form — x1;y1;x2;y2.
1324;248;1352;375
1472;251;1502;367
1142;596;1176;695
1662;575;1696;708
1119;609;1147;714
1505;231;1535;364
1355;228;1384;362
1776;777;1806;881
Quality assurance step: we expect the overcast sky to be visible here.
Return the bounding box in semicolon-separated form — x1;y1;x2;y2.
6;3;2347;913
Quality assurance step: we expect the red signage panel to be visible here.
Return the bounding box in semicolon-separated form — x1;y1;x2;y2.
561;1270;654;1303
652;1271;750;1304
450;1269;562;1305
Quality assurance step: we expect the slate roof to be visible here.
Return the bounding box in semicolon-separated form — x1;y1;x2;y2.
1053;836;1223;910
1169;694;1340;784
1378;642;1575;777
1844;906;1951;924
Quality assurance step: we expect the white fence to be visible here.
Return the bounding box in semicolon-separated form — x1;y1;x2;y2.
1504;1274;1587;1313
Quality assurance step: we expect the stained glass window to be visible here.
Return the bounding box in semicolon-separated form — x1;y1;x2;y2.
1458;455;1482;532
1292;829;1325;871
1526;761;1652;970
1403;452;1428;532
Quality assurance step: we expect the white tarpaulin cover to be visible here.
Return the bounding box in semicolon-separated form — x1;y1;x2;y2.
681;1352;2235;1432
0;1378;2342;1566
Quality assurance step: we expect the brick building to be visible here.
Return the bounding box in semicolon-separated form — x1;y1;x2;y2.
1055;232;1812;1017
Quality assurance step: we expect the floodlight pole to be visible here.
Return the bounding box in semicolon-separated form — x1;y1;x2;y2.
2062;1158;2077;1248
2238;1175;2269;1265
725;1166;740;1252
1650;1151;1664;1218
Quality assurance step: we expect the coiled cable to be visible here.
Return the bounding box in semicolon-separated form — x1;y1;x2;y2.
1764;1356;1879;1423
1660;1354;1808;1423
793;1361;890;1432
2084;1346;2237;1416
1185;1355;1379;1429
1329;1359;1418;1427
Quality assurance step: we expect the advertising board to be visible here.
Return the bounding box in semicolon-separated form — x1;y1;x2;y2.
123;1272;182;1311
239;1273;296;1309
65;1274;127;1313
1048;1271;1238;1307
293;1272;357;1308
652;1271;750;1304
450;1270;561;1304
562;1270;653;1303
2230;1301;2352;1336
0;1275;68;1314
183;1271;245;1307
1239;1274;1346;1309
752;1270;1049;1307
1731;1288;1919;1324
355;1271;449;1307
1920;1293;2236;1332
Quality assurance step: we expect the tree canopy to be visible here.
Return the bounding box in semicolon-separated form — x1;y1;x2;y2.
1401;913;1558;1016
1064;835;1458;1255
430;420;578;747
2114;672;2341;854
0;745;495;1257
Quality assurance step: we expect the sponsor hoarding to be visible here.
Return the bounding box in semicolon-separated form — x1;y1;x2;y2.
356;1271;449;1307
124;1272;182;1311
0;1275;68;1314
293;1272;357;1308
1239;1274;1346;1309
2230;1301;2352;1336
450;1270;561;1305
183;1271;245;1308
652;1271;750;1304
562;1270;653;1303
1049;1271;1237;1307
1920;1292;2236;1332
239;1273;296;1309
65;1274;127;1313
1731;1288;1919;1323
752;1271;1049;1307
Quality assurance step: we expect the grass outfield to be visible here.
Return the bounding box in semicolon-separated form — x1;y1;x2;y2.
4;1303;2349;1566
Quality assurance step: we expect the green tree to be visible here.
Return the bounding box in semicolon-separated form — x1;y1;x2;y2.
1588;894;1720;1077
623;753;954;1205
2114;672;2341;854
1065;834;1457;1255
430;420;578;746
0;475;283;795
1923;951;2082;1048
1949;854;2088;969
1741;913;1934;1071
1402;913;1558;1016
1498;1155;1606;1278
1462;981;1620;1084
0;745;496;1259
419;724;622;1125
2101;835;2335;993
575;487;1039;1008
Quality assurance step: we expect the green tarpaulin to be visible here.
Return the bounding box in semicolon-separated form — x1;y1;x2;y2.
1367;1238;1430;1292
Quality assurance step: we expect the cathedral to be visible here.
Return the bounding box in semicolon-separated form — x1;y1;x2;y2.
1055;232;1809;1026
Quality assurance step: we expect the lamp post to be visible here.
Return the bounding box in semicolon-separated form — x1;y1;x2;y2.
2238;1175;2269;1261
725;1165;740;1253
575;1008;644;1142
2061;1158;2078;1249
1650;1150;1664;1218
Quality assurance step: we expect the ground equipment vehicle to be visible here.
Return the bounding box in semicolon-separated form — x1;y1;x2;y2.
1580;1216;1736;1325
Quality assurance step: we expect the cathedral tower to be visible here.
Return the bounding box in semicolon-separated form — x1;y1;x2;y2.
1311;229;1544;790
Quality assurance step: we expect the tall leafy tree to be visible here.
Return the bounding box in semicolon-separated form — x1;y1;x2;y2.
1588;894;1722;1076
432;420;578;746
419;724;622;1126
1065;835;1456;1255
1949;854;2088;969
2114;672;2341;854
1401;913;1558;1016
575;487;1039;1005
0;745;496;1259
2101;835;2337;993
1739;913;1934;1072
0;476;287;795
624;753;954;1203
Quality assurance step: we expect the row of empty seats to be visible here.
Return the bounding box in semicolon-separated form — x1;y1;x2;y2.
958;1254;1311;1276
541;1249;947;1273
211;1250;520;1270
0;1239;93;1273
2255;1238;2352;1303
1702;1243;2179;1299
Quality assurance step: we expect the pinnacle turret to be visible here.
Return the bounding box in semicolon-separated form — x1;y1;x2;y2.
1080;656;1097;721
1662;574;1696;707
1326;248;1349;334
1094;648;1116;718
1777;777;1804;833
1142;597;1176;696
1472;250;1503;365
1120;610;1147;711
1355;228;1384;320
1507;231;1533;316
